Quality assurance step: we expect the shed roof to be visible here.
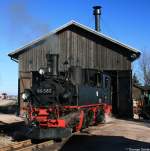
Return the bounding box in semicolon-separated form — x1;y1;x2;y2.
133;84;150;91
8;20;141;60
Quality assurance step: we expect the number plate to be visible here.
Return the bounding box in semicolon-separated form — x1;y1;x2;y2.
37;88;52;94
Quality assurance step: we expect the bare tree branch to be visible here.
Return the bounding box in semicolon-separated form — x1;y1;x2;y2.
139;50;150;86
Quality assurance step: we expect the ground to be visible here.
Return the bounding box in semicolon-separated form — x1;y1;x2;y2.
0;99;25;147
44;118;150;151
0;118;150;150
0;100;150;151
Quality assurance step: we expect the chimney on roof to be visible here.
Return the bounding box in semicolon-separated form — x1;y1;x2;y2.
93;6;102;32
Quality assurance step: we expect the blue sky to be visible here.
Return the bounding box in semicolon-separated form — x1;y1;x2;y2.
0;0;149;95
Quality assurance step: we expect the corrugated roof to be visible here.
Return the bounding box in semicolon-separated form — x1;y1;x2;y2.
8;20;141;59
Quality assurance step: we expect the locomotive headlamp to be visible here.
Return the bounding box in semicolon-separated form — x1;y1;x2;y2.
39;68;45;75
22;89;31;101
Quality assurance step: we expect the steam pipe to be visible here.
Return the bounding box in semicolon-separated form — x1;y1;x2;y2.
93;6;102;32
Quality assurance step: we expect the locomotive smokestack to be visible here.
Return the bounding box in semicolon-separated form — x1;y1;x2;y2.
93;6;102;32
46;53;59;76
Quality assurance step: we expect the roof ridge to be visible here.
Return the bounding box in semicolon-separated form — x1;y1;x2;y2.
8;20;141;59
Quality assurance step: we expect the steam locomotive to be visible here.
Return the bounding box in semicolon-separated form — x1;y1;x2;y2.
22;53;112;140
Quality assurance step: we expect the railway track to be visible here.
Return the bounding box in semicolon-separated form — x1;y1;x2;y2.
0;139;54;151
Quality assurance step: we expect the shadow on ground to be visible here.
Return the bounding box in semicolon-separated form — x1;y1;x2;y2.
0;122;29;141
59;135;150;151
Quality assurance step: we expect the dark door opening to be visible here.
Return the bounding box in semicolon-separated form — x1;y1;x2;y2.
111;72;118;115
105;71;118;115
105;70;132;117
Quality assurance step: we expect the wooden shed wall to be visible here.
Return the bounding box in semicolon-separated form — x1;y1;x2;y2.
19;72;32;116
18;27;131;72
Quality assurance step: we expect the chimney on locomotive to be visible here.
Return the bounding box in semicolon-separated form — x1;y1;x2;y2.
46;53;59;76
93;6;102;32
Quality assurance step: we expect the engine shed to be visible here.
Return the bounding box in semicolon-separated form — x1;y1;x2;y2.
8;20;140;118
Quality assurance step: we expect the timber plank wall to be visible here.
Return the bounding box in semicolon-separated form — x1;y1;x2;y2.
18;26;131;73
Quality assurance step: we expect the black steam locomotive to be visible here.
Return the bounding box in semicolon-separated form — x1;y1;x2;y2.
22;53;112;140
